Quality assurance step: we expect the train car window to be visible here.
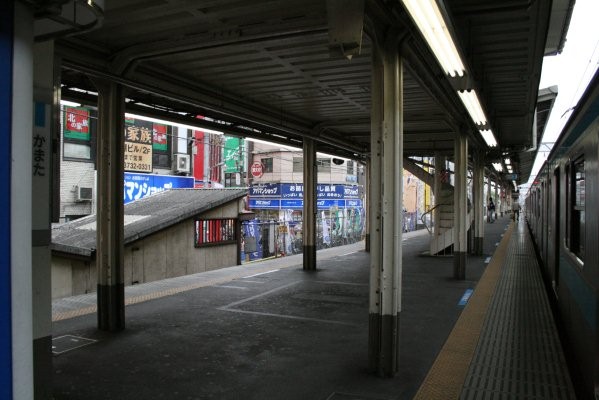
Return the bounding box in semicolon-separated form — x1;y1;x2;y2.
566;157;585;263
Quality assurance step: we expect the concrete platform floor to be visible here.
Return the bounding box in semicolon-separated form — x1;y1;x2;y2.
52;218;512;400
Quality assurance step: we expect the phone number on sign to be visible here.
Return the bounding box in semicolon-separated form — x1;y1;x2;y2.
125;162;151;172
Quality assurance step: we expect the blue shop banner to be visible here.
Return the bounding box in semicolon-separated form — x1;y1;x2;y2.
281;199;303;209
317;184;344;199
249;183;280;196
248;198;281;209
317;199;345;208
344;185;360;199
277;183;352;199
281;183;303;198
124;172;194;204
346;199;363;208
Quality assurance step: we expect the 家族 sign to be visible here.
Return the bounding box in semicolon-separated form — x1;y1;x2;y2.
124;118;153;172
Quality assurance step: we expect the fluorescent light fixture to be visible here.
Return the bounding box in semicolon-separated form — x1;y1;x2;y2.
401;0;465;77
60;100;82;107
479;129;497;147
458;90;487;126
504;158;511;165
507;165;513;173
125;113;224;135
492;163;503;172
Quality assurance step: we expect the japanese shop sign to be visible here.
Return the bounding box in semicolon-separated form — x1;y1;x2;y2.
249;183;280;196
248;198;281;209
124;118;153;172
124;172;194;204
63;107;90;140
224;136;242;173
152;123;168;151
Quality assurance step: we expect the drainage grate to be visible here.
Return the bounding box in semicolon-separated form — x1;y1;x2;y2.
52;335;97;355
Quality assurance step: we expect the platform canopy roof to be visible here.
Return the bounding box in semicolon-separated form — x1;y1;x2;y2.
47;0;574;186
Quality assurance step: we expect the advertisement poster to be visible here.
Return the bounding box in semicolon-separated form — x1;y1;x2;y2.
224;136;242;173
124;172;194;204
63;107;90;140
124;118;153;172
152;123;168;151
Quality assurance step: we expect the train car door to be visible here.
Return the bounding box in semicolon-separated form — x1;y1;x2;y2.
548;167;560;297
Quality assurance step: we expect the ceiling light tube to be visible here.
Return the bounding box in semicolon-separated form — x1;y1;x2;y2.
492;163;503;172
504;158;511;165
479;129;497;147
60;100;82;107
401;0;465;77
125;113;224;135
458;90;487;126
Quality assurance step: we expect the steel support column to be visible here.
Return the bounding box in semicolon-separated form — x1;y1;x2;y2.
368;35;403;377
486;174;492;217
302;137;317;271
433;154;445;237
494;179;500;216
472;152;485;255
94;79;126;331
364;160;370;252
453;134;468;279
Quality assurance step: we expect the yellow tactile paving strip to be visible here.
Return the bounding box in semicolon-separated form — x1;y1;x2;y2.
412;223;514;400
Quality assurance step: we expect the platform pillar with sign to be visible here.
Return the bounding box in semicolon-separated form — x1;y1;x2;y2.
93;78;126;332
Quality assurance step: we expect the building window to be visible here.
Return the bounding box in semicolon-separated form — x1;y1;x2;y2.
347;160;354;175
261;157;273;173
293;157;304;173
63;106;95;162
566;157;585;262
194;218;237;247
317;158;331;173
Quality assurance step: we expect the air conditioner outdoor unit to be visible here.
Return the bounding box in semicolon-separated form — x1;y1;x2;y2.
173;154;190;173
76;186;93;202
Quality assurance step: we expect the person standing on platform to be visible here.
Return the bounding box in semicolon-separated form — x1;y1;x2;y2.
512;201;520;221
487;198;495;223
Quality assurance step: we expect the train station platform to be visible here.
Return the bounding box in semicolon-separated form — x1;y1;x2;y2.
51;216;576;400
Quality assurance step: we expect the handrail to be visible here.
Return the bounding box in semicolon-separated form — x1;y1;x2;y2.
420;203;449;235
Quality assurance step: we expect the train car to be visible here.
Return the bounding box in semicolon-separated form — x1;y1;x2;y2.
525;67;599;399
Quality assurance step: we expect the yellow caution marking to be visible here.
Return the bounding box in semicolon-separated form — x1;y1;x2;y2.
413;223;514;400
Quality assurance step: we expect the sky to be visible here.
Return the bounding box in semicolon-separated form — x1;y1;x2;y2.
526;0;599;186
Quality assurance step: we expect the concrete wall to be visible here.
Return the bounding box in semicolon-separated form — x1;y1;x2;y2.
52;199;241;299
